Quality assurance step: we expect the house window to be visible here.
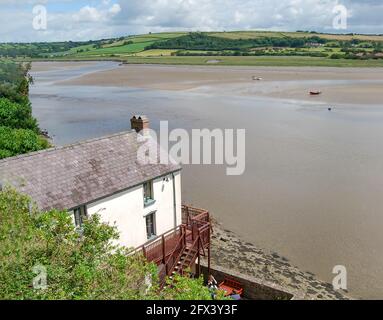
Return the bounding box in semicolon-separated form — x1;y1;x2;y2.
73;206;87;227
146;212;156;239
143;180;155;207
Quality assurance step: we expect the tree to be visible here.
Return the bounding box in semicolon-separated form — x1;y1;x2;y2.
0;126;50;159
0;188;221;300
0;61;49;160
0;61;32;104
161;274;227;300
0;188;159;300
0;98;38;131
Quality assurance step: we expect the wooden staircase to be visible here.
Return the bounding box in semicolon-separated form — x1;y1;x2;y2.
169;246;198;280
164;211;211;287
133;205;212;288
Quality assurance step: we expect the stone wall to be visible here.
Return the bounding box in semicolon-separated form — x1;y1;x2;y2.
201;220;351;300
200;261;301;300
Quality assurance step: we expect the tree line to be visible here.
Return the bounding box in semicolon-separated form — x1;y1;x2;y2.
0;60;49;159
0;40;103;58
149;33;383;60
147;33;328;51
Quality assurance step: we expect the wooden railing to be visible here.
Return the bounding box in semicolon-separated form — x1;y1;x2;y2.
165;226;187;275
178;235;200;276
183;205;211;248
198;223;211;250
133;205;212;287
132;226;184;266
182;204;209;225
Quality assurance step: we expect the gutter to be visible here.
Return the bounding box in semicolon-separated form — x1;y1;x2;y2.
67;169;182;211
172;172;177;228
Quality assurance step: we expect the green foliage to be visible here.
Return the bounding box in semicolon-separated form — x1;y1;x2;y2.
0;98;38;131
141;32;382;60
0;126;49;159
177;49;329;58
0;188;159;300
147;32;327;51
2;31;383;62
161;274;227;300
0;61;48;159
0;189;220;300
331;53;343;59
0;61;33;104
0;41;96;58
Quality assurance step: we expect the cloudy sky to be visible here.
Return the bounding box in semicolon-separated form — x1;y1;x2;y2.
0;0;382;42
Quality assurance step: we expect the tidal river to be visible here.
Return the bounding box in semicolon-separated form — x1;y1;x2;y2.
30;61;383;299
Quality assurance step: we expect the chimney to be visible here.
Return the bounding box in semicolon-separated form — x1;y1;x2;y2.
130;115;149;133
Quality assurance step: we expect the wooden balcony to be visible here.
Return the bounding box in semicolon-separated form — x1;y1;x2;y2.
133;204;212;287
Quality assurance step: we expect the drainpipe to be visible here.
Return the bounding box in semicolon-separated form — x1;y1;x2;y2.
172;172;177;228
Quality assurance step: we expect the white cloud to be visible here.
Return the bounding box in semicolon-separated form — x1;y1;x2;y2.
109;3;121;15
0;0;382;42
73;6;103;22
73;3;121;23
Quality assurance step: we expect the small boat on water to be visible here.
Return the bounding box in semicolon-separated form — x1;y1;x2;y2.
310;90;322;95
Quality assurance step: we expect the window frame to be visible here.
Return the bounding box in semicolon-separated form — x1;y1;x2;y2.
143;180;155;207
145;211;157;240
73;205;87;228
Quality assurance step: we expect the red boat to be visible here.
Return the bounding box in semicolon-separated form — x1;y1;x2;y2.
310;90;322;95
218;277;244;297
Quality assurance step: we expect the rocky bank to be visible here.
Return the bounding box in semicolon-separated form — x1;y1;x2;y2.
203;220;351;300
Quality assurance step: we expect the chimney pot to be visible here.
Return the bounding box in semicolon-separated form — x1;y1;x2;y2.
130;115;149;133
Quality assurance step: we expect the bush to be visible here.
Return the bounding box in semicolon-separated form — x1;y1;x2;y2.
0;98;38;131
0;188;159;300
162;274;227;300
0;188;223;300
331;53;343;59
0;126;50;159
147;33;327;52
0;61;49;160
0;61;33;103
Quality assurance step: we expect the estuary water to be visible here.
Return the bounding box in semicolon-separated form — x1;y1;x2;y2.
30;61;383;299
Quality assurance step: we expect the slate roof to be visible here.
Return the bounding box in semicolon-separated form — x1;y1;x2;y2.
0;131;181;211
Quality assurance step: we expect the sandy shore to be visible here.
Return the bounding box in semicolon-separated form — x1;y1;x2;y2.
32;61;100;72
208;221;351;300
58;64;383;105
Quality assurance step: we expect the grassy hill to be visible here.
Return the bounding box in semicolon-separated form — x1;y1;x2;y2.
2;31;383;67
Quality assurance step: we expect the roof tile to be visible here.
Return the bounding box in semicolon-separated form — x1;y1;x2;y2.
0;131;180;211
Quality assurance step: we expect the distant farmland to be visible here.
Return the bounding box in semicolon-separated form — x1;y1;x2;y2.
2;31;383;67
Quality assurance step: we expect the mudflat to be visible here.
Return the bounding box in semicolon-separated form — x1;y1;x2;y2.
30;61;383;299
57;64;383;105
32;61;99;72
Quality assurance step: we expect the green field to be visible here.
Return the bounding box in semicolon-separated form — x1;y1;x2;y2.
33;55;383;68
120;56;383;67
3;30;383;67
134;49;178;57
210;31;383;41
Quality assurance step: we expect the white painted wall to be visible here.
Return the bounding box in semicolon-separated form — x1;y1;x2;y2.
85;171;182;249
